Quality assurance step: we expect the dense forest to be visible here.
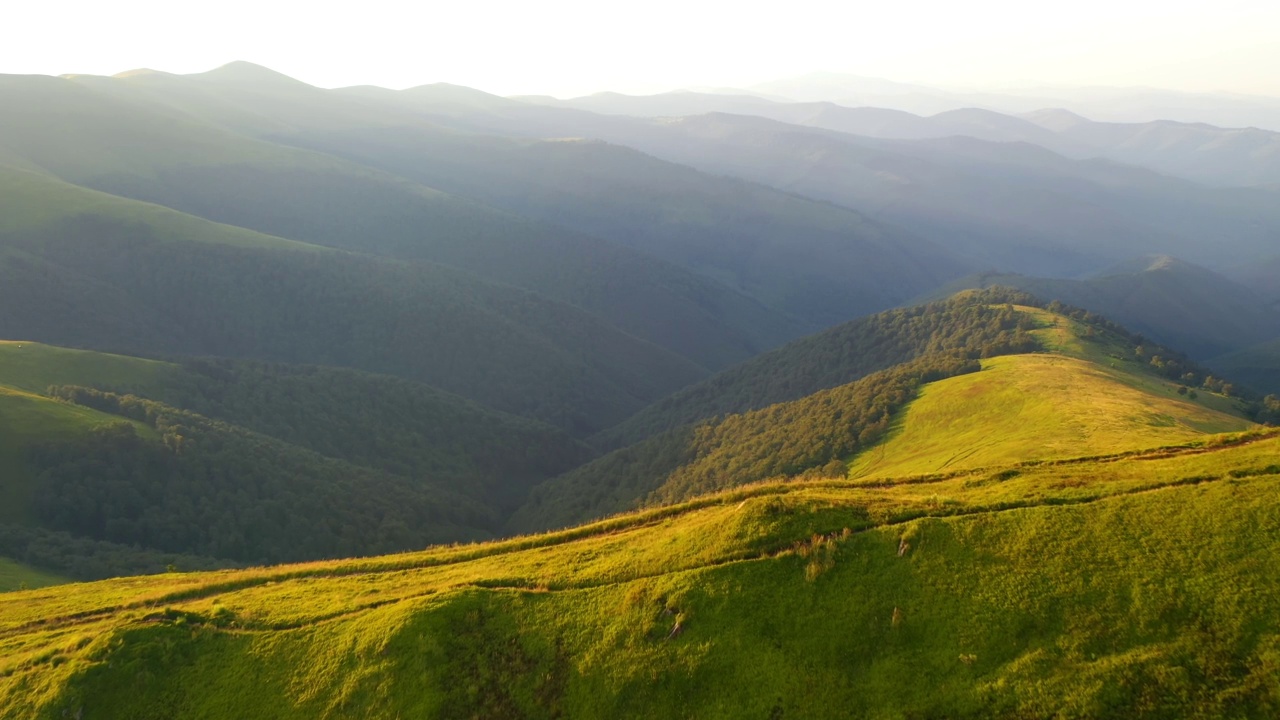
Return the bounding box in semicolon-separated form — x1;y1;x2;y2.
34;388;496;565
137;359;593;511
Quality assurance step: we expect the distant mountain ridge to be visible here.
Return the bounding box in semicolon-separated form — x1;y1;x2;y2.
528;88;1280;188
930;256;1280;360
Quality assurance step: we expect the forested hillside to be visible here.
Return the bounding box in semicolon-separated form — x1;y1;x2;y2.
0;166;706;435
0;343;591;579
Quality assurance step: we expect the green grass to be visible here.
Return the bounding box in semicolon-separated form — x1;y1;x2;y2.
0;558;68;593
847;353;1253;478
2;430;1279;718
0;341;179;396
846;307;1253;479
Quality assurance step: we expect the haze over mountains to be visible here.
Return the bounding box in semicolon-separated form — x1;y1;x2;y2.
3;57;1280;716
0;60;1275;527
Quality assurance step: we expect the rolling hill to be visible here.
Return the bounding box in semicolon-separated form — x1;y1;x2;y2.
22;64;967;332
3;425;1278;718
527;87;1280;188
0;163;711;435
0;70;806;371
407;95;1280;278
515;295;1254;532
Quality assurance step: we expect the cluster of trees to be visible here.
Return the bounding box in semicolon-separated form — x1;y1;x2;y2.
598;287;1043;448
34;388;497;564
0;523;228;580
1257;395;1280;425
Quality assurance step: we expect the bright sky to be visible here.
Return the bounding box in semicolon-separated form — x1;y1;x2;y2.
5;0;1280;98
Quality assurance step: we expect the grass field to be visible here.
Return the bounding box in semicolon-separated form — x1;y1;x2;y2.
2;429;1278;718
847;353;1253;478
0;341;179;396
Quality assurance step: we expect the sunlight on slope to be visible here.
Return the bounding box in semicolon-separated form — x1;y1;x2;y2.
1;432;1277;718
0;341;179;396
846;353;1253;479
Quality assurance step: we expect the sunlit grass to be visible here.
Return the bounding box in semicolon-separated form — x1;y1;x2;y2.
847;353;1253;478
2;431;1278;718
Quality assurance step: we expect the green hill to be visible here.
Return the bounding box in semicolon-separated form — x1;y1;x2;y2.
3;428;1279;718
847;353;1251;478
515;296;1256;532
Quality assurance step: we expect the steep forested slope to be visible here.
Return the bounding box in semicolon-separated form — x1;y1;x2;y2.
0;165;706;434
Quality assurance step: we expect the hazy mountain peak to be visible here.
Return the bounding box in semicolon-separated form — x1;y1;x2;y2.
1021;108;1092;130
193;61;310;88
111;68;173;79
403;81;514;103
1094;254;1195;277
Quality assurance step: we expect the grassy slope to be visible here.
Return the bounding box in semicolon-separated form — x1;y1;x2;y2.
0;341;180;396
848;354;1252;478
0;559;67;593
850;306;1252;478
520;300;1253;533
2;430;1279;718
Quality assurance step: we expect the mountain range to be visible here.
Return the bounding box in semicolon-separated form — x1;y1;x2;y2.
2;61;1279;717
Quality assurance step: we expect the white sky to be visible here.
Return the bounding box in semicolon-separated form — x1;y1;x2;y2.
4;0;1279;98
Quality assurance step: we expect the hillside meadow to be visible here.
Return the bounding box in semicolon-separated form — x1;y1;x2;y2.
2;429;1278;718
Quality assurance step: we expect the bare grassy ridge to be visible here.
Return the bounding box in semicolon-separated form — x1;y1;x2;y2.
2;430;1279;718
